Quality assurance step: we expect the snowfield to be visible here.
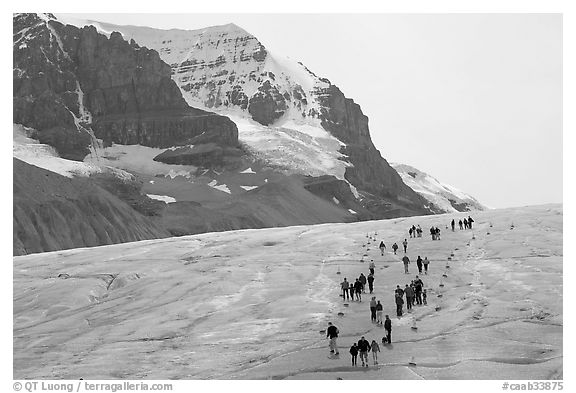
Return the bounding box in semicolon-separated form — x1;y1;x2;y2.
13;124;131;180
13;204;562;380
230;115;350;180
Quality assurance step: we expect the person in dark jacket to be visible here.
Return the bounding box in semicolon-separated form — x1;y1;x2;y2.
376;300;384;324
395;293;404;317
392;242;398;254
326;322;339;355
451;219;455;231
367;273;375;294
409;227;413;238
349;343;359;366
430;226;436;240
341;278;350;301
459;219;463;230
404;284;414;310
463;218;468;229
359;273;367;293
384;315;392;343
416;256;423;274
354;279;363;301
395;285;404;297
468;216;474;228
414;276;423;305
379;241;386;255
402;239;408;253
402;255;410;274
357;336;371;367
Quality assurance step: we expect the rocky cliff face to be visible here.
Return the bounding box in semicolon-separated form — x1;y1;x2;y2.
13;13;238;161
92;21;432;217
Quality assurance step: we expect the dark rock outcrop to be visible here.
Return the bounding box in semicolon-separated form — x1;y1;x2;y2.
92;109;238;148
247;80;287;125
302;175;371;220
13;158;169;256
13;13;239;160
153;143;244;168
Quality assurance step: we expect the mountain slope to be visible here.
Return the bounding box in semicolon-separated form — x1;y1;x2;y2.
391;163;486;212
13;158;170;255
63;18;433;217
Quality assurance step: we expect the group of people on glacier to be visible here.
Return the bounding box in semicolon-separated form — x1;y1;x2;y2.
328;215;476;366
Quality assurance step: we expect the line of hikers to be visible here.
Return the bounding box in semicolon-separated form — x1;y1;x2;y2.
390;238;409;254
328;321;393;366
328;222;459;361
394;276;426;317
451;216;475;231
340;272;377;301
401;255;430;274
408;225;423;238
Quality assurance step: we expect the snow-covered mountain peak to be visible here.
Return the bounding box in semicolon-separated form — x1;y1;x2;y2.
391;163;487;212
65;20;332;128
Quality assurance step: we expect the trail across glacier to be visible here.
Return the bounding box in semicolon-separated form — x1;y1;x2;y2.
13;204;562;379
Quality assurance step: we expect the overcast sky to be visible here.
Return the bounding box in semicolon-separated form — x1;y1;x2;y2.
60;13;563;209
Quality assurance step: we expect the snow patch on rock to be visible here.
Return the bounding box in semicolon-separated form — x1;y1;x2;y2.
146;194;177;204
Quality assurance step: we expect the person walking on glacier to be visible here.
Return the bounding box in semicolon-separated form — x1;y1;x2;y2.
402;238;408;253
402;255;410;274
341;278;350;301
416;255;423;274
359;273;367;293
367;273;375;294
349;343;359;366
414;276;424;305
326;322;340;355
357;336;371;367
423;257;430;274
354;279;363;301
384;315;392;343
370;339;381;365
370;297;377;322
376;300;384;325
379;241;386;255
392;242;398;254
395;293;404;317
405;284;414;310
